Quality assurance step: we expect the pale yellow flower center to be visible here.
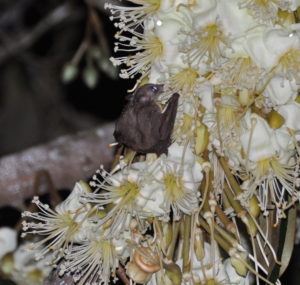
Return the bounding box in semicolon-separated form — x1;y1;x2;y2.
163;173;185;202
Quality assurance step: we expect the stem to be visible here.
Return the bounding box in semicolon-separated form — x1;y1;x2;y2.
166;221;180;260
182;215;191;275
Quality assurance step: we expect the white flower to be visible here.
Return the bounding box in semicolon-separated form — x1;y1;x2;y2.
0;227;17;260
145;143;202;220
60;237;120;285
244;24;300;81
185;20;231;68
239;113;298;219
105;0;161;31
84;164;154;237
112;30;164;81
238;0;289;24
21;182;94;261
149;7;193;81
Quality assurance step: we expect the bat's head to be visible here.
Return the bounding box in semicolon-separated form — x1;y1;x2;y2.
133;84;164;104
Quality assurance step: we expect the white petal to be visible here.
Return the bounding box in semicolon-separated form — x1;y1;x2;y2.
0;227;17;259
264;25;300;57
240;114;276;161
192;0;218;27
277;101;300;131
243;26;278;70
217;0;255;35
264;76;297;105
55;181;88;214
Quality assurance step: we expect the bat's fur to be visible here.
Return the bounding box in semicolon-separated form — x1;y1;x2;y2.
114;84;179;155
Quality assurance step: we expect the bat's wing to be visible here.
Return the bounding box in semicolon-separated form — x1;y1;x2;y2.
135;104;162;151
114;106;143;148
159;93;179;141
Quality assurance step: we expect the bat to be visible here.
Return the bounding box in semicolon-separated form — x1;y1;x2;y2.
114;84;179;155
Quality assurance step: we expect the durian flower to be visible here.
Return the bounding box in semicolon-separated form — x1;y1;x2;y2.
21;182;95;261
145;143;202;220
59;237;120;285
244;24;300;81
111;5;192;83
238;0;292;24
84;163;162;237
239;113;298;219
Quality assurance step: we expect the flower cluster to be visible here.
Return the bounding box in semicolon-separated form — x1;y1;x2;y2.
20;0;300;284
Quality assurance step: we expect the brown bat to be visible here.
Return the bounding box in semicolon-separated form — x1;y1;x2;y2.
114;84;179;155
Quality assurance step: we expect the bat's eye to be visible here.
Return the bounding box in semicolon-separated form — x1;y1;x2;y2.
151;86;158;93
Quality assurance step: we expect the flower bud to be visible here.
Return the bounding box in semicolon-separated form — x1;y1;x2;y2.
230;252;248;276
163;261;182;285
267;110;285;129
133;247;160;273
195;124;209;155
249;196;260;218
126;262;153;284
61;63;78;83
161;223;173;253
82;66;99;89
238;89;253;106
0;253;14;275
194;229;204;261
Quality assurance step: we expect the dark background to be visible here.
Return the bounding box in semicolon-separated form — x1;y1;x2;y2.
0;0;134;157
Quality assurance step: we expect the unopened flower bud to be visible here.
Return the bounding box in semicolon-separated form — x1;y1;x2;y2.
249;196;260;218
163;261;182;285
230;252;248;276
195;124;209;155
267;110;285;129
126;262;153;284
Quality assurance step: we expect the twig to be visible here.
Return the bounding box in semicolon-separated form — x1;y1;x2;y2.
116;265;130;285
0;123;115;209
0;3;81;64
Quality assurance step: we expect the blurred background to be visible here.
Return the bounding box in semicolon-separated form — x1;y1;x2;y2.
0;0;134;157
0;0;299;284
